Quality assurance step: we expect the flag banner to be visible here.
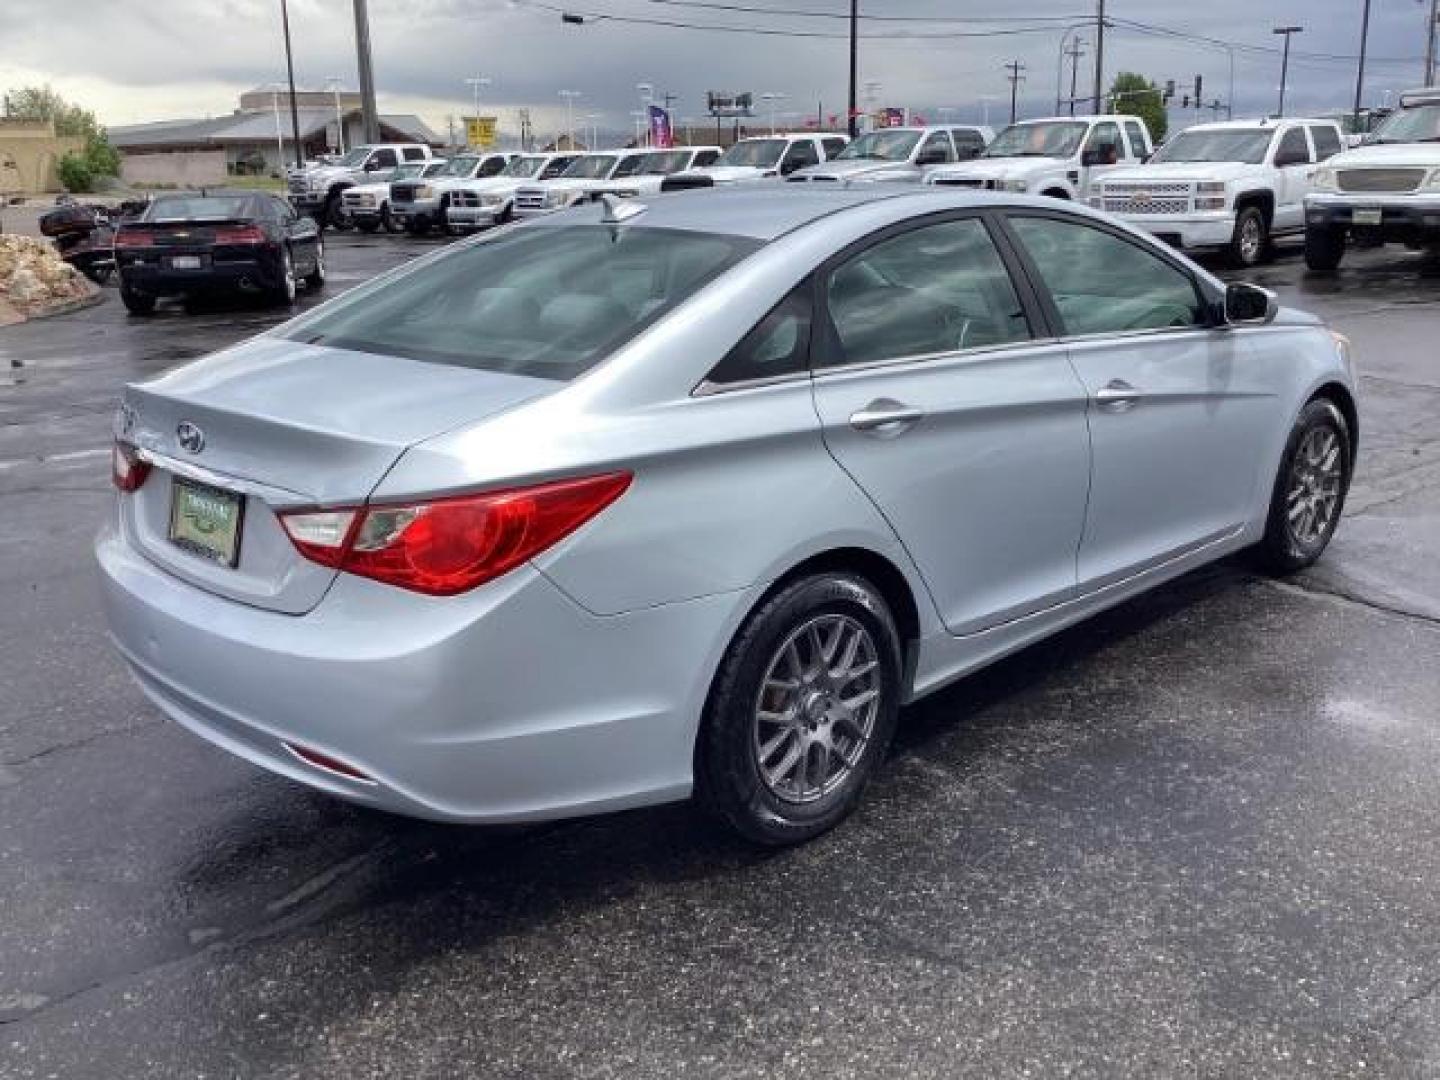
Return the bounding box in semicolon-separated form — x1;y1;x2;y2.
648;105;674;149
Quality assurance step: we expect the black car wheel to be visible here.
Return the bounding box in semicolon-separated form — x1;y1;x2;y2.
695;572;903;845
355;219;379;234
119;281;155;316
303;240;326;291
272;247;297;306
324;193;351;232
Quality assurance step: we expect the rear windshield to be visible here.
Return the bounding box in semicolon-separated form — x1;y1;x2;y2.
146;196;254;221
280;225;758;380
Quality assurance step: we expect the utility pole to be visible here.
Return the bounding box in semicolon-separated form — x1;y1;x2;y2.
1273;25;1303;117
1065;38;1086;117
353;0;380;143
1427;0;1439;87
1005;60;1026;124
326;76;346;154
847;0;859;137
1353;0;1372;131
279;0;304;168
1092;0;1106;114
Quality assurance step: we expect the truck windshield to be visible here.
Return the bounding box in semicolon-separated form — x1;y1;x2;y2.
1151;128;1272;164
502;156;545;177
640;150;690;174
837;131;921;162
562;156;618;179
612;155;649;178
1369;104;1440;144
336;147;372;168
983;122;1087;159
718;140;786;168
437;156;480;177
391;163;425;180
280;225;759;380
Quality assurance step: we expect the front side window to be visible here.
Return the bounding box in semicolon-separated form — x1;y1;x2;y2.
639;150;690;174
822;137;848;159
1274;127;1312;166
281;226;757;380
782;140;820;172
1085;122;1121;158
402;147;427;161
612;154;650;179
821;217;1031;368
918;131;955;163
476;156;508;178
706;286;812;385
1008;215;1204;336
693;149;721;167
540;156;576;179
371;149;399;169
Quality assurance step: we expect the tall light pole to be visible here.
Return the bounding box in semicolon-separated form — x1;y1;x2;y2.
583;113;601;150
1426;0;1440;87
630;110;646;147
278;0;304;168
1273;25;1303;117
326;76;346;154
558;90;581;150
847;0;859;137
353;0;380;144
464;76;491;148
637;82;654;146
1353;0;1372;130
270;86;285;175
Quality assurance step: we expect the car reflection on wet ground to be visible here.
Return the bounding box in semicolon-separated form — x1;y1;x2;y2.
2;230;1438;1078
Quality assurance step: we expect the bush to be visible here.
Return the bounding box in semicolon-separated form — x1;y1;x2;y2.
84;136;121;178
57;153;94;194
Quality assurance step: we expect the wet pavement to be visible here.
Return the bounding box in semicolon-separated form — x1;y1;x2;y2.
1;231;1438;1078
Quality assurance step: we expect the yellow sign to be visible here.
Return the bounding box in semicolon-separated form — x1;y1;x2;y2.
465;116;498;148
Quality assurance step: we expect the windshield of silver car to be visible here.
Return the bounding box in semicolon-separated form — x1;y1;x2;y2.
280;226;758;378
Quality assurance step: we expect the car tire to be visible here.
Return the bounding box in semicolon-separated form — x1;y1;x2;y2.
405;215;429;236
119;281;155;316
1228;206;1269;268
303;239;326;291
381;206;402;234
272;246;297;306
695;572;903;846
1305;225;1346;273
355;219;379;234
1254;397;1352;575
325;193;352;232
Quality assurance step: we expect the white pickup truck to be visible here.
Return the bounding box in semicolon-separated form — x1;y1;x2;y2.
1304;87;1440;272
788;125;992;185
287;143;435;229
589;146;724;197
925;115;1152;201
1094;117;1346;267
512;151;656;218
341;159;449;233
388;152;514;235
445;153;580;233
661;134;847;191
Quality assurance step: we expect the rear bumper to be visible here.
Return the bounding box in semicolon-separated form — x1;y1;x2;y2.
97;515;743;823
117;252;283;295
1306;193;1440;239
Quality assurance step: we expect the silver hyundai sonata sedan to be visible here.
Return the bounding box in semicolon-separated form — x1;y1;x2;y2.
98;186;1358;844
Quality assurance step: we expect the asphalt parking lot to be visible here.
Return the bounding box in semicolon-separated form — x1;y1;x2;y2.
2;229;1439;1078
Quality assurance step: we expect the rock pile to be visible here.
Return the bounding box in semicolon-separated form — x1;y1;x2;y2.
0;235;97;324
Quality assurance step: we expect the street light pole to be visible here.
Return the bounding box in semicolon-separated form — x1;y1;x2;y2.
352;0;380;143
637;83;654;146
1092;0;1106;113
278;0;304;168
761;92;786;136
1353;0;1372;131
326;76;345;154
558;90;581;150
464;76;491;148
847;0;859;137
1273;25;1303;117
1426;0;1440;87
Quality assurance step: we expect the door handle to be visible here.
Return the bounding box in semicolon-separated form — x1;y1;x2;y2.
849;399;925;434
1095;380;1141;412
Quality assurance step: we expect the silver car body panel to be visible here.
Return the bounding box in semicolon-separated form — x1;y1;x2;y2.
99;186;1357;822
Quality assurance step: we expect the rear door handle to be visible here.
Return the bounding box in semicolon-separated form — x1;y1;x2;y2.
1095;379;1141;412
849;399;925;435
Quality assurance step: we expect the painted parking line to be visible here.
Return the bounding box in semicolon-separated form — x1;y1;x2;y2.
0;447;109;472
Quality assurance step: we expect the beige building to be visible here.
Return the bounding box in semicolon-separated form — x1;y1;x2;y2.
0;119;85;195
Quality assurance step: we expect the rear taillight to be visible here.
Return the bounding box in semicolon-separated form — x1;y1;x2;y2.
114;229;153;248
278;472;631;596
213;224;267;245
112;441;151;492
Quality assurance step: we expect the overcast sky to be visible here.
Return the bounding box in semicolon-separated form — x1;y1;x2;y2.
2;0;1432;141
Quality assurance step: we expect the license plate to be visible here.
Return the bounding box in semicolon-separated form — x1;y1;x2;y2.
169;478;244;568
169;255;203;270
1353;207;1382;226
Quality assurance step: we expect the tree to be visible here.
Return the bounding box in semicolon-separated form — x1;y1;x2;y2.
4;84;121;179
1107;72;1168;145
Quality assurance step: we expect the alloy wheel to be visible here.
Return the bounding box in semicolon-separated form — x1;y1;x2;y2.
1286;424;1343;547
752;614;881;804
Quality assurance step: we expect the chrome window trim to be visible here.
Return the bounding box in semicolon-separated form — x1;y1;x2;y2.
810;336;1063;381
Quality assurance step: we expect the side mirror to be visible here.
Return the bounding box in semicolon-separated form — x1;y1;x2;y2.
1224;282;1278;325
1081;146;1117;167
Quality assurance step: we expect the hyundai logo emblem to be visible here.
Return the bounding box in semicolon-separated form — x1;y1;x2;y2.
176;421;206;454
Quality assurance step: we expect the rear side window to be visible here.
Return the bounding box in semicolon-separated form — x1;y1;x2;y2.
1007;215;1204;336
705;286;812;386
372;148;399;168
822;138;847;159
919;131;955;163
402;147;427;161
1123;120;1148;157
693;149;721;167
281;226;758;380
954;130;986;159
820;217;1031;367
1275;127;1312;165
1310;125;1343;160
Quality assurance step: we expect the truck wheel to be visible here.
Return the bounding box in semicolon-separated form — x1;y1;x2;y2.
324;193;351;232
405;215;430;236
1305;225;1346;273
355;219;379;234
120;281;156;316
1228;206;1269;268
381;206;401;234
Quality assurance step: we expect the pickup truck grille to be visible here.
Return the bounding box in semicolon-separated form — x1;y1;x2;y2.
452;191;483;208
287;176;309;195
390;183;418;204
515;188;549;210
1336;168;1426;194
342;191;376;209
931;177;996;190
1099;181;1194;215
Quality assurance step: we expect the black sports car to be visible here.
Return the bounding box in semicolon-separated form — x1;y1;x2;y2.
114;190;324;316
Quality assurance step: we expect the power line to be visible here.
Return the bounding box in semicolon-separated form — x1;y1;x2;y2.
634;0;1089;23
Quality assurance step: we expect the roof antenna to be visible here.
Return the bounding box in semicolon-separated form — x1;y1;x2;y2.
599;192;646;225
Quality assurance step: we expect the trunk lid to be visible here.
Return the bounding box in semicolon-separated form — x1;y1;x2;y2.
120;337;553;614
